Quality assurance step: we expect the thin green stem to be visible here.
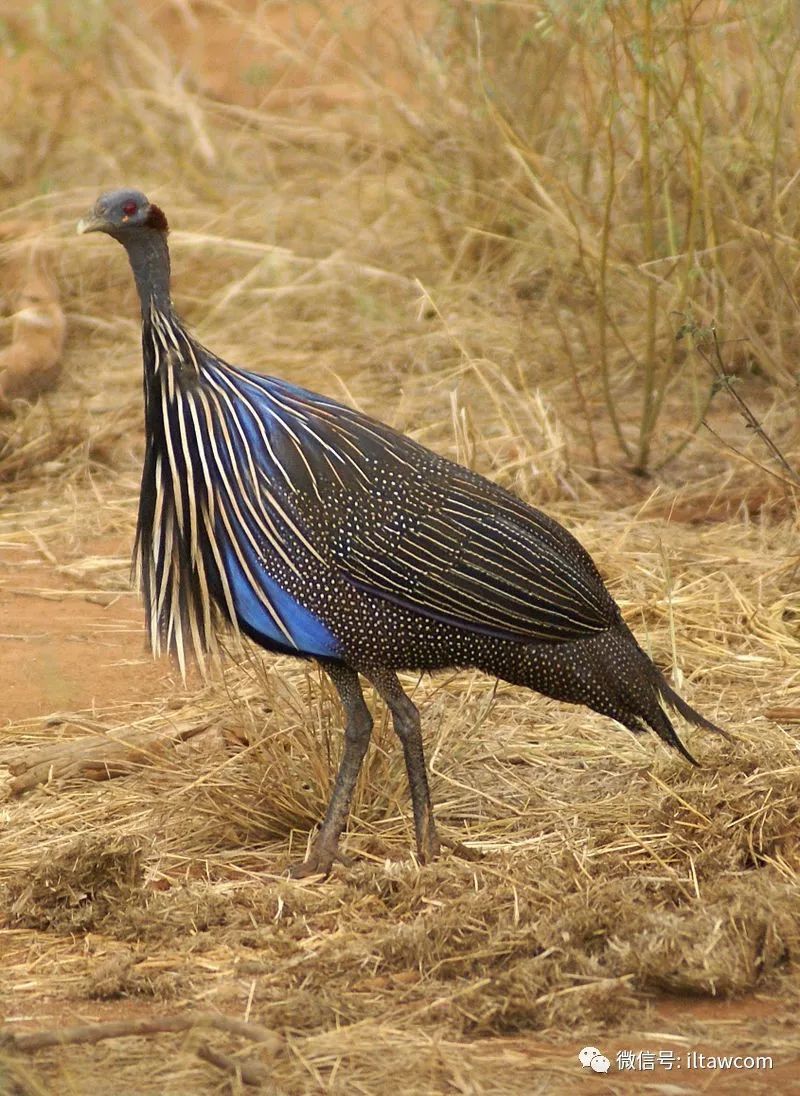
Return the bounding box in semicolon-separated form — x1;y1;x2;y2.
635;0;658;474
599;26;632;463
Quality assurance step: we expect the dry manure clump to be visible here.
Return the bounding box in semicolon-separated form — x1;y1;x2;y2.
83;951;191;1003
4;836;144;934
613;874;799;997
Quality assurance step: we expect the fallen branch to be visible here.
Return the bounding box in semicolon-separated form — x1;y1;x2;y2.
5;723;213;796
1;1011;282;1088
2;1011;280;1053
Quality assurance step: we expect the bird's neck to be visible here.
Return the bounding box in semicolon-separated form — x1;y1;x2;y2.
123;229;173;318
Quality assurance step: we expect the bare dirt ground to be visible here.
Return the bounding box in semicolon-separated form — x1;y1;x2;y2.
1;2;800;1093
0;542;175;722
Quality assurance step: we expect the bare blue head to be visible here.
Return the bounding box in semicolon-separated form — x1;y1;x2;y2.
78;188;171;315
78;188;168;238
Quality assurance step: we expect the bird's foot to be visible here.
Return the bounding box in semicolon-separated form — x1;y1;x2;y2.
440;835;483;863
287;840;352;880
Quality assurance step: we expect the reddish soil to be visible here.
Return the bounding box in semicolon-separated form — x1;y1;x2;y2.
0;542;176;724
3;540;794;1089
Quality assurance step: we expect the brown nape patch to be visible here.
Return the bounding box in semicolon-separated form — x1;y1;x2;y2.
145;204;169;234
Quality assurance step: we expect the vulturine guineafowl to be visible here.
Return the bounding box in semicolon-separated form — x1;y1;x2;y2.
78;189;727;877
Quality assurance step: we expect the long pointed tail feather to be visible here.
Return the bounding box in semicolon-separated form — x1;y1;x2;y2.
630;657;732;765
644;703;700;767
656;673;733;742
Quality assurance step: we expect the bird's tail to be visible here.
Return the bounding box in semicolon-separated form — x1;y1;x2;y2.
646;666;732;766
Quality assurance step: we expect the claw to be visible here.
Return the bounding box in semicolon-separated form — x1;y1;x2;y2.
287;843;353;880
288;856;332;881
440;835;483;862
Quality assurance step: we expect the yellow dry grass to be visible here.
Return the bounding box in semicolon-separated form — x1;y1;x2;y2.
1;1;799;1092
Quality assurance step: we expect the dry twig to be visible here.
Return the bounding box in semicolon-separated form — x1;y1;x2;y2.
1;1012;282;1089
5;723;212;795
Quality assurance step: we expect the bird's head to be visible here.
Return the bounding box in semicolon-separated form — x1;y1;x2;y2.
77;189;168;238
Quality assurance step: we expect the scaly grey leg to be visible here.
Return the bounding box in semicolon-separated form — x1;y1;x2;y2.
289;662;373;879
367;668;440;864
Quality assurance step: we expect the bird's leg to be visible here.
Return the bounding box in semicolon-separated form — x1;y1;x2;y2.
289;663;373;879
367;669;440;865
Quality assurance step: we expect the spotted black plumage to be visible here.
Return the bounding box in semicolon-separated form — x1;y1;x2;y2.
78;189;728;877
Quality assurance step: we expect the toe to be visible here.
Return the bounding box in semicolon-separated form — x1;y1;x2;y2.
288;854;333;880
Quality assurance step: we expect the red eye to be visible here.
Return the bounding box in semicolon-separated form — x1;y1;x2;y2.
122;200;138;216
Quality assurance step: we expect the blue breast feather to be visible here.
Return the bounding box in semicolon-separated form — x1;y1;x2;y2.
205;364;343;659
223;545;342;658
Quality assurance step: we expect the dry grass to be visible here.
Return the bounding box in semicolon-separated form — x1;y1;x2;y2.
1;1;800;1092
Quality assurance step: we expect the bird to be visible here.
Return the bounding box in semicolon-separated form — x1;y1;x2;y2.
78;188;728;877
